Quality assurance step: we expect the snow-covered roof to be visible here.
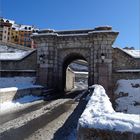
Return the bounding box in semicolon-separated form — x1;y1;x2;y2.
78;85;140;133
12;24;38;31
0;50;34;60
19;25;36;31
3;18;15;24
12;24;20;30
1;17;39;32
118;48;140;58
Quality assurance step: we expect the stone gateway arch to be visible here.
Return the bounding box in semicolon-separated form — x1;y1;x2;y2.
32;26;118;94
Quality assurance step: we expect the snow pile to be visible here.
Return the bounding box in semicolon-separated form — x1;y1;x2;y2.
78;85;140;133
0;95;43;114
0;77;42;90
115;79;140;114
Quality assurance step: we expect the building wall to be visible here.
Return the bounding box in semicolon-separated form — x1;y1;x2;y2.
18;30;32;47
0;19;12;43
0;18;38;48
11;30;19;44
66;68;75;91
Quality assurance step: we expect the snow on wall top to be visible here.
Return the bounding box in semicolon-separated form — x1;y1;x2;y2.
0;77;42;92
0;45;25;52
0;50;34;60
0;51;32;60
0;44;34;60
119;48;140;58
0;77;35;89
78;85;140;133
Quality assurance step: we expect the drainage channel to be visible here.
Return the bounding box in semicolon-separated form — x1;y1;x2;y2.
0;89;89;140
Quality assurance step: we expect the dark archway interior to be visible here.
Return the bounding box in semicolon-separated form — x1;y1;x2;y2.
62;53;88;92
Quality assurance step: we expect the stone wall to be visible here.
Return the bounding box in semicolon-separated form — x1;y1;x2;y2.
112;48;140;86
65;68;75;91
0;87;43;103
78;127;140;140
77;85;140;140
32;27;118;92
112;48;140;70
0;51;37;77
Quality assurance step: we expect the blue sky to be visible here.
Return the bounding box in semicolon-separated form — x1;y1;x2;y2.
0;0;139;49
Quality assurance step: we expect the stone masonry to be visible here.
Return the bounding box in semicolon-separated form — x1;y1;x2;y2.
112;48;140;87
32;26;118;94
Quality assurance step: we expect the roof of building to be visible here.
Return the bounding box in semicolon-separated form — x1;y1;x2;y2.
1;18;15;24
1;18;39;31
12;24;39;31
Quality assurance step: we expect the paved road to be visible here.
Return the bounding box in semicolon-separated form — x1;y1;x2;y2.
0;89;88;140
0;100;50;125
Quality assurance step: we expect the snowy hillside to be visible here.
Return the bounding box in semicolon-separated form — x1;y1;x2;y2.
115;79;140;114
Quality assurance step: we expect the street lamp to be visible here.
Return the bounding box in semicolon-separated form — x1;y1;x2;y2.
101;53;105;63
39;54;45;63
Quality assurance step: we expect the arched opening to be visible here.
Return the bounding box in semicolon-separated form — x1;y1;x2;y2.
62;53;89;92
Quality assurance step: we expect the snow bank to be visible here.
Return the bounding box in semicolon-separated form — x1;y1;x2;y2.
0;77;41;89
0;77;42;98
115;79;140;114
0;95;43;114
78;85;140;133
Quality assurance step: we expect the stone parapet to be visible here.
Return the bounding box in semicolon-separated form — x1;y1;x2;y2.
77;85;140;140
0;87;43;103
